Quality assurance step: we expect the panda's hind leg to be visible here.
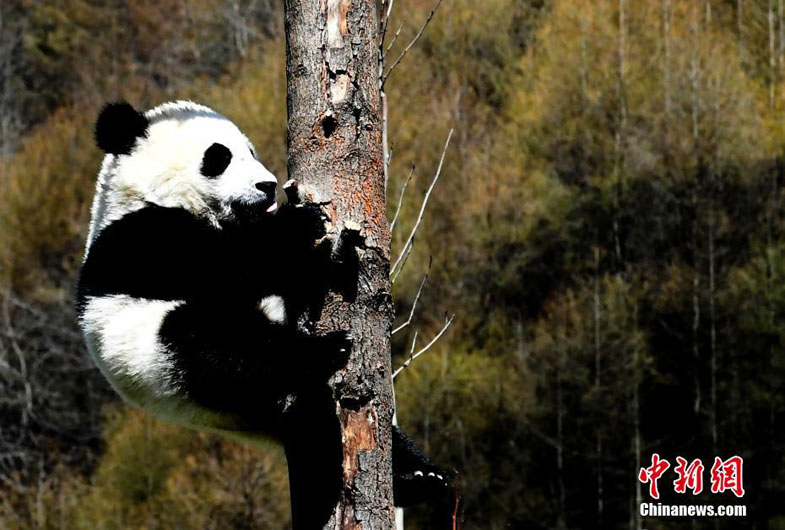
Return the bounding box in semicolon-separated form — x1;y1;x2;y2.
158;300;351;422
392;426;454;508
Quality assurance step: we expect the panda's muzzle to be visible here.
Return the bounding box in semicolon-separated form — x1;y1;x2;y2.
255;181;276;196
254;181;278;212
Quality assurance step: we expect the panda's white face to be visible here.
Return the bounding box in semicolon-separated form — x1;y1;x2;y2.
90;101;278;236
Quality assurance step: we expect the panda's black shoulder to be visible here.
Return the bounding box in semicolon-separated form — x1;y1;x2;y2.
106;204;209;238
89;204;217;260
77;205;224;305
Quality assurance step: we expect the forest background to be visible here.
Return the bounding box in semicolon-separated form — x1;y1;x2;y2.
1;1;783;528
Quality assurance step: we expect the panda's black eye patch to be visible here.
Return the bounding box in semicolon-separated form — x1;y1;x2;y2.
201;143;232;178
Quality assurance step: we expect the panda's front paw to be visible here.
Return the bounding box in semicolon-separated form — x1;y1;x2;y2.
299;330;352;380
278;203;328;245
283;179;313;205
320;330;352;371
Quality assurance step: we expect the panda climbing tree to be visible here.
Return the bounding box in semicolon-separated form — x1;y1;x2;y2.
76;1;454;529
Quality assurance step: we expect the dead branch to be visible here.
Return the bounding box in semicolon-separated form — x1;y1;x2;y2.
382;0;445;88
385;24;404;58
382;94;391;194
392;314;455;379
379;0;397;49
389;164;415;234
390;129;453;281
392;257;431;335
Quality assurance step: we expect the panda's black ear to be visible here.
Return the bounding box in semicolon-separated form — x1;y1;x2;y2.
95;102;149;155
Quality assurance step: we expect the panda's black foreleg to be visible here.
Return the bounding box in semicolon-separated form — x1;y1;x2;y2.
392;426;454;508
272;201;362;309
158;300;350;423
282;384;342;529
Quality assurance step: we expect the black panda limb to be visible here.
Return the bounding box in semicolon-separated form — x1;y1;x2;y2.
272;203;361;309
159;301;351;424
392;426;454;507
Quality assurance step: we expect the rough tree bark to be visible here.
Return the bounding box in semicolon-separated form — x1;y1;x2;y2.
283;1;395;529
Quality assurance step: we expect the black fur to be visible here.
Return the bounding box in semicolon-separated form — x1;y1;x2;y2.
76;204;335;326
200;142;233;178
95;102;149;155
78;206;225;305
392;426;454;507
159;300;351;424
77;202;452;514
283;386;343;528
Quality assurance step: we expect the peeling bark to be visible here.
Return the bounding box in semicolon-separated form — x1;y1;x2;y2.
283;1;395;529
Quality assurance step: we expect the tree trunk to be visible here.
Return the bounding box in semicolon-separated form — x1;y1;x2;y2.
737;0;744;62
613;0;627;271
770;0;776;109
593;246;603;528
283;1;395;529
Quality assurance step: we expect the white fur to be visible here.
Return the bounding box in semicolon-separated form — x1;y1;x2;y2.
259;295;286;324
80;294;247;431
80;294;181;402
85;100;278;251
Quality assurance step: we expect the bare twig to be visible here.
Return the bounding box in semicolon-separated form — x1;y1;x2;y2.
389;164;415;234
385;24;404;58
379;0;397;49
452;490;461;530
391;246;413;284
392;330;418;380
390;129;453;280
382;92;390;195
2;296;33;442
392;314;455;379
387;143;394;170
409;331;419;357
382;0;445;88
392;256;432;335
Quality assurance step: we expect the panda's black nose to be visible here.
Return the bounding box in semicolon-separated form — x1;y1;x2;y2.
255;181;277;197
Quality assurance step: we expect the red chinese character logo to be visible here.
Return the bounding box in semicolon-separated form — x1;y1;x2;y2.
638;453;671;499
710;456;745;498
673;456;704;495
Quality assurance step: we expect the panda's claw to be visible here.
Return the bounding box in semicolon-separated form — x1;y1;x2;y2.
290;204;329;242
283;179;303;205
283;179;316;205
394;467;454;508
319;330;352;371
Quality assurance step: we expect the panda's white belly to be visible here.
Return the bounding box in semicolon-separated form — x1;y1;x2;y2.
80;294;236;430
81;294;180;397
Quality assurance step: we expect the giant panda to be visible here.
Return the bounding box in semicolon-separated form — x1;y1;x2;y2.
76;101;451;523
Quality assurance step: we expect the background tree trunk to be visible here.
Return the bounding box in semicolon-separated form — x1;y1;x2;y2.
283;1;395;529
